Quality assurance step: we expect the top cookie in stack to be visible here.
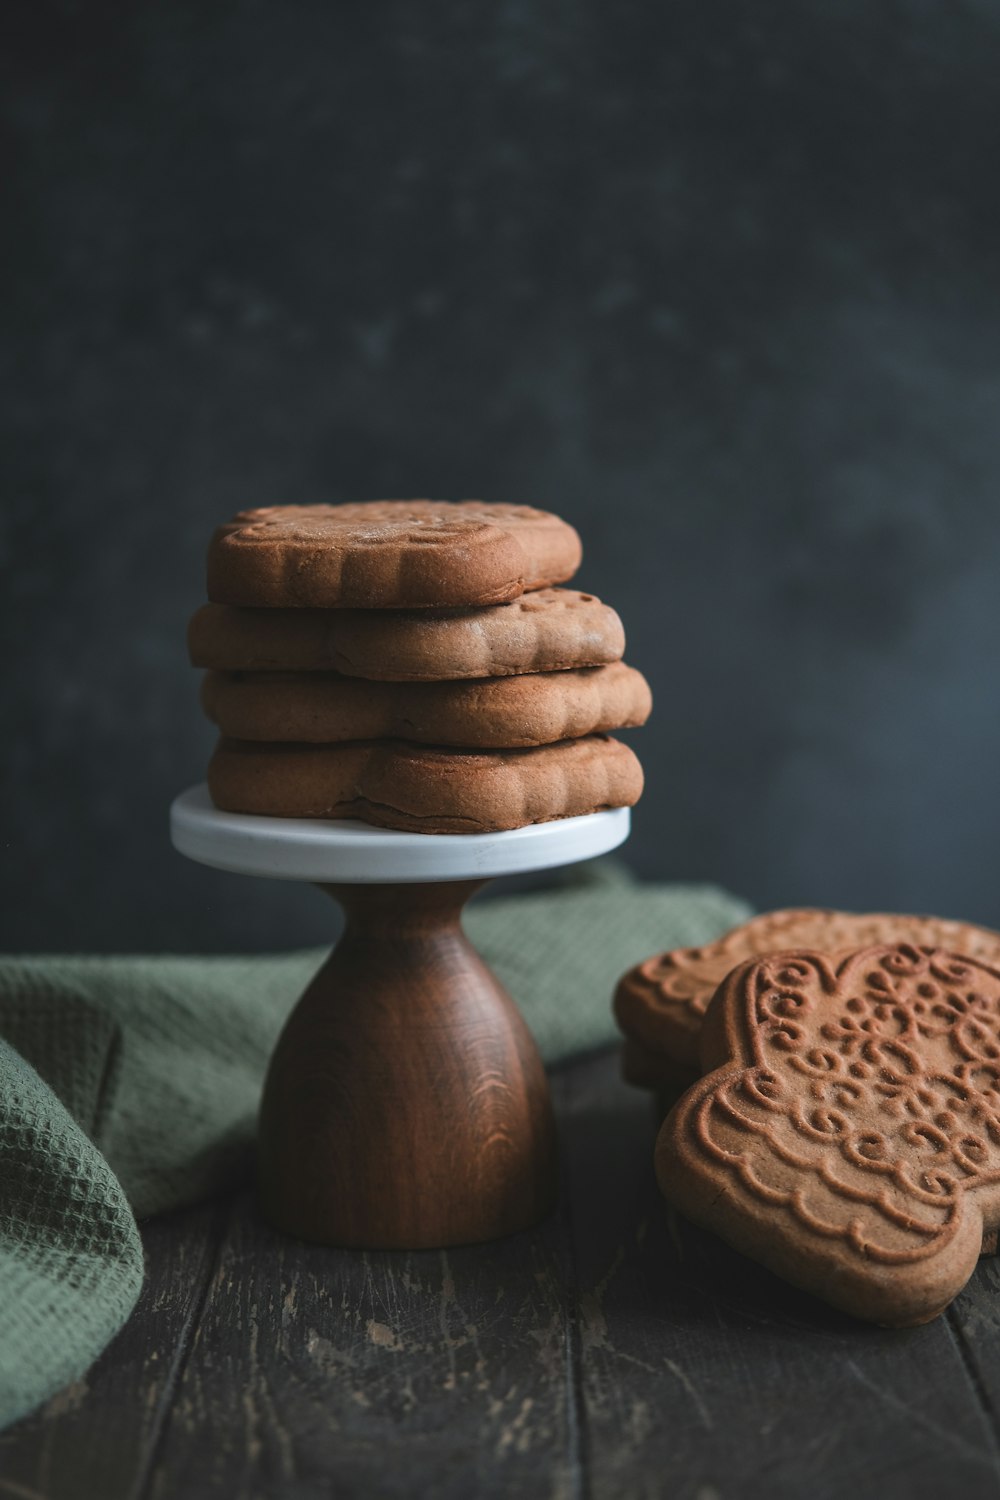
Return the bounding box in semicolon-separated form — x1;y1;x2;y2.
190;501;650;834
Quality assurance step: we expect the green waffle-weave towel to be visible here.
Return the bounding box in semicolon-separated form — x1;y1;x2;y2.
0;864;750;1431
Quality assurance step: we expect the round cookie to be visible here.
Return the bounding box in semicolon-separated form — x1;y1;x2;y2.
188;589;625;680
207;502;583;609
656;943;1000;1326
207;733;644;834
200;662;652;749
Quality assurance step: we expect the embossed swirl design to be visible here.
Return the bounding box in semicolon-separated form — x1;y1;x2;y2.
692;945;1000;1264
635;910;1000;1024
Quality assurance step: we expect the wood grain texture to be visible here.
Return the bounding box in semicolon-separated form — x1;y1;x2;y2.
144;1177;579;1500
257;882;558;1249
7;1052;1000;1500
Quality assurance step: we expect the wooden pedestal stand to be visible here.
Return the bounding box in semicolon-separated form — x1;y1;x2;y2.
170;786;630;1250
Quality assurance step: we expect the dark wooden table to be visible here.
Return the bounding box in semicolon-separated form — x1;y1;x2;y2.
5;1048;1000;1500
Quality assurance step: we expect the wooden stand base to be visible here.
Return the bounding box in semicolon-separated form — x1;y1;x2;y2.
172;789;630;1252
257;882;558;1249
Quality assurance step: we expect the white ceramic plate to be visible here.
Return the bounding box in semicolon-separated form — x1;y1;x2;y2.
170;784;631;884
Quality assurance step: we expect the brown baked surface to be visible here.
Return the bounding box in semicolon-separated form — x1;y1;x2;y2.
200;661;651;748
621;1029;1000;1258
206;502;582;609
656;944;1000;1325
614;908;1000;1071
207;734;643;833
188;588;625;679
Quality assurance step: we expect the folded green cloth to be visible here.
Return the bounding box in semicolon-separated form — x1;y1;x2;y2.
0;864;750;1431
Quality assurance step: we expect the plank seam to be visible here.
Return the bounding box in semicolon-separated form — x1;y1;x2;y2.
130;1195;233;1500
557;1069;592;1500
945;1303;1000;1466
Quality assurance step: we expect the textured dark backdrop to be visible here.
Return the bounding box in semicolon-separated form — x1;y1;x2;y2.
3;2;1000;951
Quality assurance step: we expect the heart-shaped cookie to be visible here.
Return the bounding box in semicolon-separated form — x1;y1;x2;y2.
615;909;1000;1074
656;944;1000;1325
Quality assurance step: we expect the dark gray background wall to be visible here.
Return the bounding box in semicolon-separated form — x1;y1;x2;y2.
4;2;1000;951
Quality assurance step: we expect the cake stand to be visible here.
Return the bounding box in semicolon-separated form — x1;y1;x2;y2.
170;785;630;1250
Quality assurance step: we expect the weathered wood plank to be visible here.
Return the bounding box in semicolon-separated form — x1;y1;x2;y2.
8;1050;1000;1500
143;1106;580;1500
943;1253;1000;1440
0;1201;227;1500
562;1050;1000;1500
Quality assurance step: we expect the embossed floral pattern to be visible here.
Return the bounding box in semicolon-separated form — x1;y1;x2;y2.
615;909;1000;1069
655;944;1000;1325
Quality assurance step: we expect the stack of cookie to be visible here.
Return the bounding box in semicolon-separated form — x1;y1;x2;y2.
189;501;650;833
616;909;1000;1326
